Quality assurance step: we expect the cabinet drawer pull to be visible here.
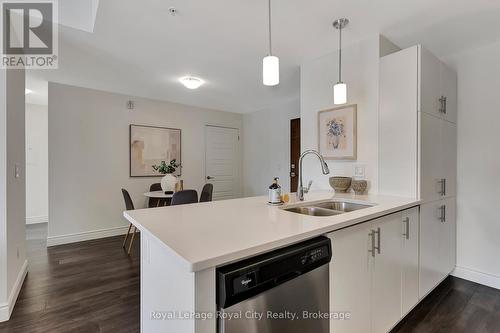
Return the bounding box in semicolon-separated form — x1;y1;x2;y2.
403;217;410;240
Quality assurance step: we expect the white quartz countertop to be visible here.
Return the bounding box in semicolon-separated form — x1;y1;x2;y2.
124;191;420;272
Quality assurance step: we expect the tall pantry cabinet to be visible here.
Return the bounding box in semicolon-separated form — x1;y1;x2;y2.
379;45;457;299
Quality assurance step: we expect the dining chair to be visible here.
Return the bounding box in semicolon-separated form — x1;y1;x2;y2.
171;190;198;206
121;189;138;255
199;183;214;202
148;183;163;208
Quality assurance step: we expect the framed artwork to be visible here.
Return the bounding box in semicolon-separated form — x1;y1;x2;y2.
129;124;182;177
318;104;357;160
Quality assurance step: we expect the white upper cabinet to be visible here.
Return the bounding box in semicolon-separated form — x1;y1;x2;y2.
419;47;442;118
440;63;458;124
419;46;458;123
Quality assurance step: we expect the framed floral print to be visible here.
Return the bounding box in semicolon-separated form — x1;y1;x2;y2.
318;104;357;160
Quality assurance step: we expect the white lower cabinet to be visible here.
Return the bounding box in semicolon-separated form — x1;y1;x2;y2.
419;198;456;298
401;207;419;316
328;208;420;333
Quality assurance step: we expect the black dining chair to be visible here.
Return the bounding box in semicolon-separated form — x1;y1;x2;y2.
121;189;137;255
148;183;164;208
171;190;198;206
199;183;214;203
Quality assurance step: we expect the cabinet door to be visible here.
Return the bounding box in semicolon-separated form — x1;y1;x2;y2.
371;214;403;333
419;46;442;118
420;112;443;202
441;121;457;197
401;207;420;316
328;223;372;333
419;201;444;298
440;198;457;276
440;63;458;124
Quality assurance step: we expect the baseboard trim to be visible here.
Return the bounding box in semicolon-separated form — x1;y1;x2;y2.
26;215;48;225
46;226;129;247
0;259;28;322
452;265;500;290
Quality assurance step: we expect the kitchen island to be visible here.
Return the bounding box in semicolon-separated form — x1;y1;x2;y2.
124;191;420;333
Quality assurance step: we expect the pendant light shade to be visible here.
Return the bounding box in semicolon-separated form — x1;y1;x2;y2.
263;0;279;86
333;18;349;105
333;82;347;105
263;55;279;86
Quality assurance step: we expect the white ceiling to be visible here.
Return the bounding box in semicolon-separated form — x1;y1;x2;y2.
28;0;500;113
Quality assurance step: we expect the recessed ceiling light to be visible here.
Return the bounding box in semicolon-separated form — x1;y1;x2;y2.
25;89;32;95
179;76;204;90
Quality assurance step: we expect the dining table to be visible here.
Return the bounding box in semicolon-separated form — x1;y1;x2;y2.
143;191;173;207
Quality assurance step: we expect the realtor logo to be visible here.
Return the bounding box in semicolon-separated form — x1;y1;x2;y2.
1;0;58;68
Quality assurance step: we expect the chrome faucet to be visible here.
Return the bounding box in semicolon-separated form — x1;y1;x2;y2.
297;150;330;201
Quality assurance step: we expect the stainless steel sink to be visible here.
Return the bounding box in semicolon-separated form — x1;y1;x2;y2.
284;206;341;217
283;200;375;217
313;201;373;213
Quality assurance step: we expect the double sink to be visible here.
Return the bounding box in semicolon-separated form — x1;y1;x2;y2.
283;200;375;217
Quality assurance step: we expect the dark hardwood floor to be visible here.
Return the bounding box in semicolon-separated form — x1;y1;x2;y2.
392;276;500;333
2;225;500;332
0;224;139;333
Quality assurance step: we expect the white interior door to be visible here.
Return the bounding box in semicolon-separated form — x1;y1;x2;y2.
205;126;241;201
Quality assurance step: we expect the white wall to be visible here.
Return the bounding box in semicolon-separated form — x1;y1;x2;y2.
0;68;27;322
48;83;242;245
25;104;49;224
300;35;380;192
445;41;500;288
242;99;300;196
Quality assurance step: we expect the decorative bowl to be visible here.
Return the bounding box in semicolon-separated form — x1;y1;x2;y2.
352;180;368;195
329;177;352;193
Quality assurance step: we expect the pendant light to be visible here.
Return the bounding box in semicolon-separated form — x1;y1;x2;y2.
333;18;349;104
263;0;279;86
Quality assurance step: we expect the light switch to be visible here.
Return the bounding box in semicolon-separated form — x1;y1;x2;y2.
354;165;365;178
15;164;20;178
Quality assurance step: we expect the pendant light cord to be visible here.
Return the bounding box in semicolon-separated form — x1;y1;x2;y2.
338;23;342;83
268;0;272;56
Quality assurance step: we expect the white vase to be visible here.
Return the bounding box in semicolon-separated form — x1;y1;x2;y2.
161;174;177;192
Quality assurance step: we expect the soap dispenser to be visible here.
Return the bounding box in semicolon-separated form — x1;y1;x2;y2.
268;177;282;205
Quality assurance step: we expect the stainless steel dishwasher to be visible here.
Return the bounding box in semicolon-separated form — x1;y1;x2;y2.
216;236;332;333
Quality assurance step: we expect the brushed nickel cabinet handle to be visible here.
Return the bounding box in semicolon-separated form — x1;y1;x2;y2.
368;230;376;258
403;217;410;240
374;227;381;254
438;178;446;196
439;205;446;222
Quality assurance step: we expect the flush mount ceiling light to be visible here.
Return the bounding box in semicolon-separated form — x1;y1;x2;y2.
333;18;349;105
25;89;32;95
262;0;279;86
179;76;204;90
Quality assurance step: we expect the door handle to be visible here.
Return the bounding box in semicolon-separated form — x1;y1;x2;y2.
403;217;410;240
374;228;381;254
206;176;214;180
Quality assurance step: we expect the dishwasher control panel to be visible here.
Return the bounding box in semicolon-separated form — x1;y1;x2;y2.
217;236;332;309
